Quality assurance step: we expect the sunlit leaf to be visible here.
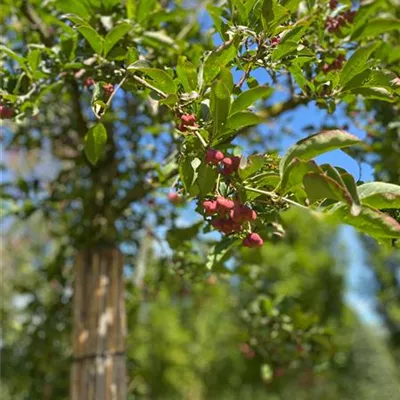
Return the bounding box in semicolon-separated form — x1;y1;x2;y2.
77;26;104;54
103;23;131;57
84;123;107;165
340;43;380;87
280;130;362;175
358;182;400;209
230;86;272;115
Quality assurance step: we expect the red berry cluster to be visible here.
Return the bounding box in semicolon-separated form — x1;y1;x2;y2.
326;10;356;32
0;105;14;119
84;77;95;88
103;83;114;98
177;113;198;131
205;148;240;176
329;0;338;10
270;36;280;47
202;197;263;247
322;54;345;73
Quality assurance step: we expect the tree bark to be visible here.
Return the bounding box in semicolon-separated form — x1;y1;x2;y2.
71;247;127;400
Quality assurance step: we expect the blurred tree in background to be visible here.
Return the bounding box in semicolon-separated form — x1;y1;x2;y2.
1;0;400;399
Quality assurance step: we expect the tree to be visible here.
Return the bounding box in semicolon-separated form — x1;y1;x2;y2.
1;0;400;398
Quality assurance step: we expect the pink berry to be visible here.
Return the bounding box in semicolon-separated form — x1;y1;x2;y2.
243;232;264;248
205;148;224;165
203;200;218;214
0;105;14;119
230;204;257;223
181;114;197;126
216;196;235;212
178;114;198;131
103;83;114;98
271;36;280;47
84;77;95;87
168;192;182;204
329;0;338;10
222;156;240;175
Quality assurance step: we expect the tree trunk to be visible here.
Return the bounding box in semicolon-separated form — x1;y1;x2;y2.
71;247;127;400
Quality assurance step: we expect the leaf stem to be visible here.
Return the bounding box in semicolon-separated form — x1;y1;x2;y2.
105;75;128;110
130;74;168;98
244;186;310;211
187;127;208;148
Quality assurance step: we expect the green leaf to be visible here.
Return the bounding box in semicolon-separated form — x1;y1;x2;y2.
280;130;362;176
351;19;400;41
206;5;227;41
77;26;104;54
179;156;201;196
179;156;194;193
282;0;302;13
232;0;248;23
288;64;311;92
166;222;202;249
27;49;41;74
239;154;266;180
206;238;240;270
279;158;320;193
210;80;231;136
271;41;298;61
351;0;383;35
330;205;400;239
358;182;400;209
320;165;362;216
84;123;107;165
230;86;272;114
56;1;91;20
342;70;394;91
91;82;108;118
102;0;120;11
203;40;237;84
126;0;136;19
176;56;198;92
219;68;234;92
128;65;177;94
103;23;131;57
339;43;380;87
245;173;280;200
159;94;178;106
197;163;217;197
142;31;177;49
350;87;395;102
280;25;307;43
137;0;157;23
303;172;353;205
60;33;78;61
340;172;362;216
0;45;29;73
261;0;289;35
226;112;261;130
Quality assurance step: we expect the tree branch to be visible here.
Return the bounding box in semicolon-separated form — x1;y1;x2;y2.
69;80;89;137
21;0;52;47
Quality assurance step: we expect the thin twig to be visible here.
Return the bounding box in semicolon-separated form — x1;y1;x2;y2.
244;186;310;211
130;75;168;98
187;127;208;147
105;75;128;110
